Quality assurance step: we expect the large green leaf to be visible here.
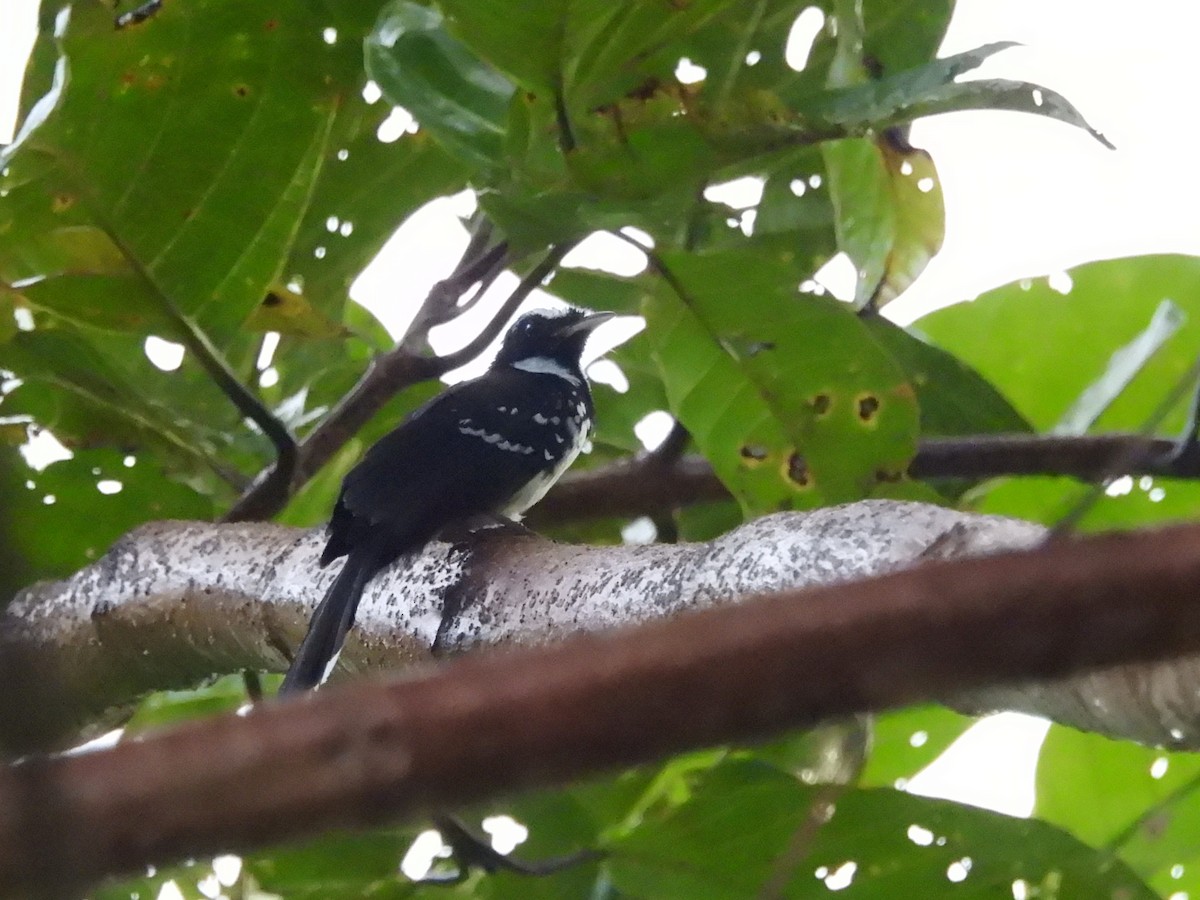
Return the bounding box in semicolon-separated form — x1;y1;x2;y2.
0;447;213;582
610;759;1158;898
1036;724;1200;899
918;255;1200;434
2;0;373;340
644;250;920;514
2;0;475;510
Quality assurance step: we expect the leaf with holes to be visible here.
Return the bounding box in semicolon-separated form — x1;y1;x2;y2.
1036;724;1200;899
2;0;377;342
824;135;945;309
645;249;919;514
610;759;1158;899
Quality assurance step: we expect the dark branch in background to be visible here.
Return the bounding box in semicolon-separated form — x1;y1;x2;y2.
224;240;576;523
6;520;1200;895
530;433;1198;525
170;309;297;499
645;419;691;543
1052;355;1200;536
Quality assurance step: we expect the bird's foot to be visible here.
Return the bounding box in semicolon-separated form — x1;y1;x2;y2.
438;513;536;544
414;815;603;885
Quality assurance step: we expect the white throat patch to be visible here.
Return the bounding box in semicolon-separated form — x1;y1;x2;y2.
511;356;582;385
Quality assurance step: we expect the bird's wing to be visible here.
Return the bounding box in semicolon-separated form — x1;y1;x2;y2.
325;370;562;561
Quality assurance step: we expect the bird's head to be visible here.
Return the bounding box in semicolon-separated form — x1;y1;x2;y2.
492;307;614;374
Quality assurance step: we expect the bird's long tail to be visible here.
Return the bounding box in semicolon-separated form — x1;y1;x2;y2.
280;550;379;694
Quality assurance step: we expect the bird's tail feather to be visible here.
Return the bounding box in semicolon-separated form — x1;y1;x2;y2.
280;550;379;694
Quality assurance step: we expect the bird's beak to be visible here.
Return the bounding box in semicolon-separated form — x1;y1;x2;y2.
559;310;615;337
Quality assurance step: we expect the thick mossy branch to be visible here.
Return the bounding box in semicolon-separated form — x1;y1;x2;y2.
6;505;1200;894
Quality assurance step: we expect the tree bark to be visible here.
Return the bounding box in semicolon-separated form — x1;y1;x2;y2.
5;506;1200;895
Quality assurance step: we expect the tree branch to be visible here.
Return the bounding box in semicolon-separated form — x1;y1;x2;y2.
224;241;573;523
6;512;1200;894
531;433;1189;524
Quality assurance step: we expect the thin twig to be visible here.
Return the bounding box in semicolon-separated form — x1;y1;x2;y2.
69;180;298;497
224;241;577;523
433;241;578;374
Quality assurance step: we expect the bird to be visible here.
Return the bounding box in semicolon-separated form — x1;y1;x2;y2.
279;306;614;694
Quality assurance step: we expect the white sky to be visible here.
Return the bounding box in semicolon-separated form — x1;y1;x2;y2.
3;0;1195;822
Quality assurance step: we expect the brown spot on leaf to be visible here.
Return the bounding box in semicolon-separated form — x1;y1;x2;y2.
810;393;831;416
785;452;810;488
233;84;250;98
51;194;74;213
264;18;278;30
740;444;769;463
857;394;880;423
262;291;283;307
782;453;811;489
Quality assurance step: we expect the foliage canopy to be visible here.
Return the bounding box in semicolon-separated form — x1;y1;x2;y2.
2;0;1198;897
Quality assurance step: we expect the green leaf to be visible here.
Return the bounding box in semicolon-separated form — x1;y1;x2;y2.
824;136;945;308
644;250;919;514
0;329;224;472
863;316;1031;436
861;705;977;788
0;448;212;582
247;828;413;898
3;0;374;341
547;267;646;316
802;43;1112;149
975;476;1200;532
366;1;515;171
124;674;249;735
1036;724;1200;898
436;0;569;93
1054;299;1185;435
918;255;1200;434
610;759;1158;898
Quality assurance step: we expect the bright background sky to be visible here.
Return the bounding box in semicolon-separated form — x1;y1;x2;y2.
2;0;1196;859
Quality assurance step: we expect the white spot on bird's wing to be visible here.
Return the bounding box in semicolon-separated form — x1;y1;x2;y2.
533;413;549;424
498;406;507;413
555;434;564;444
459;424;535;454
511;357;582;385
544;449;554;460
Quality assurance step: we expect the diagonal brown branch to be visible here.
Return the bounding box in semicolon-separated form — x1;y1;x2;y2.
224;241;574;523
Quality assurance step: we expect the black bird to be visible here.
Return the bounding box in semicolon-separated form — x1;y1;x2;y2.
280;306;614;694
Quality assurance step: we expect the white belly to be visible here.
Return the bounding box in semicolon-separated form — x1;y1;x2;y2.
500;419;589;518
